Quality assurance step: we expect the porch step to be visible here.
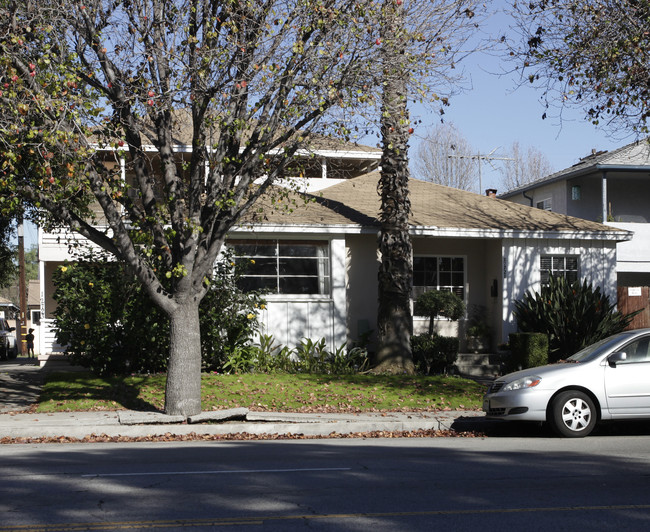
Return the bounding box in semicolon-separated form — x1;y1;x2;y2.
454;352;504;378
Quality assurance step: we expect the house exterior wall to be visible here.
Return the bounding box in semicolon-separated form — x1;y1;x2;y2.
345;234;379;347
508;181;566;214
343;235;507;351
255;237;348;350
607;222;650;276
506;170;650;288
502;237;618;340
565;175;602;221
39;230;350;355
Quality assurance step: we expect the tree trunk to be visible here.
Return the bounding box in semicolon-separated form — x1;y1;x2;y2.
373;2;414;375
164;301;203;416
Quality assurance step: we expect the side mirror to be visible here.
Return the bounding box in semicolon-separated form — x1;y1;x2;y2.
608;351;627;368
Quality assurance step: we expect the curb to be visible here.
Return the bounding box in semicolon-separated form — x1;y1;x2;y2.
0;409;490;440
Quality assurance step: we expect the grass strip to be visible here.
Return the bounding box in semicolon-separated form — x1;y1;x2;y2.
37;372;486;413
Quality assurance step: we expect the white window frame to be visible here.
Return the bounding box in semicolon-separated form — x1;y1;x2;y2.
536;198;552;211
412;255;466;303
229;239;331;298
540;255;579;285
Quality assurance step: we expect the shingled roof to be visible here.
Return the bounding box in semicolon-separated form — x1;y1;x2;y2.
240;172;629;239
500;139;650;199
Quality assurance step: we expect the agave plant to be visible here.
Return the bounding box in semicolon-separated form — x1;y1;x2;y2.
514;275;639;362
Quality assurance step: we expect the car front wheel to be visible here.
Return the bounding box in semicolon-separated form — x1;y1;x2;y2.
550;390;597;438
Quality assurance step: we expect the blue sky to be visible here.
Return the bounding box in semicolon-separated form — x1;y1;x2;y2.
407;4;632;194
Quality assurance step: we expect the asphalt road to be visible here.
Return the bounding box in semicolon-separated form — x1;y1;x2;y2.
2;432;650;531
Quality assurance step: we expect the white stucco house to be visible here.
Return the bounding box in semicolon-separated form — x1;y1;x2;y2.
500;139;650;325
36;140;631;360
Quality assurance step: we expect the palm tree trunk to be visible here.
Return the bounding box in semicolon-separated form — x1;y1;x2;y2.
373;2;414;375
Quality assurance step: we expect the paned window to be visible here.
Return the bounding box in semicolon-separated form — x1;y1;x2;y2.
536;198;552;211
230;240;330;295
540;255;579;285
413;256;465;301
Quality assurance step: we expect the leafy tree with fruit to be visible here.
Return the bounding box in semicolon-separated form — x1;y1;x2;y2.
0;0;388;415
0;0;484;409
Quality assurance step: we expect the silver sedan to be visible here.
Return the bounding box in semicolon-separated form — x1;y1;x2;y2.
483;329;650;437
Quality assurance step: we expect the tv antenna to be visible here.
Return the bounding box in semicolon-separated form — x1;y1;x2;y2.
448;147;514;194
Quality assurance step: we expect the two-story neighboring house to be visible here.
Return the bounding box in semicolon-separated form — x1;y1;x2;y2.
499;139;650;325
36;137;632;363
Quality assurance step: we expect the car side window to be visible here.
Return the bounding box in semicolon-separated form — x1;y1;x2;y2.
619;337;650;364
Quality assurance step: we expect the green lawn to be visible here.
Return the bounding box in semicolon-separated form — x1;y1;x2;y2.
37;372;486;413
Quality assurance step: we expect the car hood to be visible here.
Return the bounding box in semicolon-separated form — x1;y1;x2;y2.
497;361;594;383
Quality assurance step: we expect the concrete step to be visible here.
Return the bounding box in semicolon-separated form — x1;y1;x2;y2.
454;352;505;378
456;352;504;365
454;363;502;378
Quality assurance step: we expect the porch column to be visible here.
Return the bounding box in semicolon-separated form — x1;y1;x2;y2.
601;170;608;222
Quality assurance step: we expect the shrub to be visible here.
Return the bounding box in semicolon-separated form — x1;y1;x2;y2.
514;275;639;362
53;260;168;375
223;335;369;375
199;249;266;372
414;290;465;336
515;276;637;362
52;249;265;375
411;334;459;375
507;332;548;371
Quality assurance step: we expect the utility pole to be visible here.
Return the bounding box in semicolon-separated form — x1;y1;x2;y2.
448;148;514;194
17;220;27;356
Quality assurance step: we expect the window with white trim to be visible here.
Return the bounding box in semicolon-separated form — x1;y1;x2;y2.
540;255;579;285
413;256;465;300
230;240;330;295
536;198;552;211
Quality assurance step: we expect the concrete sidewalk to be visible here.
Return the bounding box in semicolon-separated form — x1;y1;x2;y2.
0;408;488;440
1;357;490;440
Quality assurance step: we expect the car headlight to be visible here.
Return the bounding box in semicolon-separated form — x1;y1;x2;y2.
502;376;541;392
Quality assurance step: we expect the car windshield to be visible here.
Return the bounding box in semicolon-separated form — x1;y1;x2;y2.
566;334;631;363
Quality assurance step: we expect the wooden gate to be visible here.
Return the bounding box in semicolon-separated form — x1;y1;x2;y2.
617;286;650;330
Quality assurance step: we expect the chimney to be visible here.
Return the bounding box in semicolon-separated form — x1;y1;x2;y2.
485;189;497;198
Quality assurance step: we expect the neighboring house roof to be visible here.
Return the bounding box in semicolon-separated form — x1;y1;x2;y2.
500;139;650;199
0;297;18;313
239;172;631;240
93;109;382;157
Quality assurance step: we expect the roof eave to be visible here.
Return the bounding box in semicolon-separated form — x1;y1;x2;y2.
231;223;632;242
412;226;631;241
499;163;650;199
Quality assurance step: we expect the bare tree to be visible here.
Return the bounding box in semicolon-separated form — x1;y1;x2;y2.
500;141;554;191
412;123;476;191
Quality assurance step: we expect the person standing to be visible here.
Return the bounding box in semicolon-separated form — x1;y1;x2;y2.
26;328;35;359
